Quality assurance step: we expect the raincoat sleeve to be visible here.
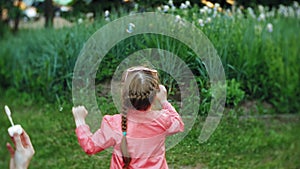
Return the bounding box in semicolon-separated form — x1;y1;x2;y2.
75;115;116;155
162;101;185;135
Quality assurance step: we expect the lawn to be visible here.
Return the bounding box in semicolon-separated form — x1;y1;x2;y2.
0;89;299;169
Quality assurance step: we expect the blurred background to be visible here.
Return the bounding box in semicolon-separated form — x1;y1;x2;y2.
0;0;299;168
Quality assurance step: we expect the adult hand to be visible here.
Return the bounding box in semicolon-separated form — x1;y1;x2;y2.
72;106;88;127
156;85;168;105
6;130;35;169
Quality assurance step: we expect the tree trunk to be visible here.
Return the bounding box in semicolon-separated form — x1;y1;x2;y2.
13;0;22;33
45;0;53;28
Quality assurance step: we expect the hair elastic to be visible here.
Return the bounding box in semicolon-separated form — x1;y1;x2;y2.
123;132;127;136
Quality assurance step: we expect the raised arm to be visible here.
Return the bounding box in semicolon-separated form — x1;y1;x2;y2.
72;106;116;155
156;85;184;135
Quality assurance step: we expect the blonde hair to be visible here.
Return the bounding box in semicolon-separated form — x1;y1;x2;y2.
120;66;159;168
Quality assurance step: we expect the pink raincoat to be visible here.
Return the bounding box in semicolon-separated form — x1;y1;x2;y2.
75;101;184;169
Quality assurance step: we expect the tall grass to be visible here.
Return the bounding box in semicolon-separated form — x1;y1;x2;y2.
0;5;299;113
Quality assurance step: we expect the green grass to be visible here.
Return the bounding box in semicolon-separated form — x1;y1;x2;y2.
0;89;299;169
0;6;299;113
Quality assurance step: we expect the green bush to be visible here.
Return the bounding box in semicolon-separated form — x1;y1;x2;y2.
226;79;245;107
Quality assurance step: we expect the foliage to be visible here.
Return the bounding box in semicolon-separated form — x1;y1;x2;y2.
0;2;299;114
236;0;296;8
226;79;245;107
0;25;97;102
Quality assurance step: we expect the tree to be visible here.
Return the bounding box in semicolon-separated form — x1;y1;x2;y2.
13;0;23;33
0;1;10;36
45;0;53;27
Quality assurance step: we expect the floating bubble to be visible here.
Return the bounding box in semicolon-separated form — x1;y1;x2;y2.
126;23;135;33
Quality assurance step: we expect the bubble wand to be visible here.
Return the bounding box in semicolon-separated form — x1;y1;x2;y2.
5;105;23;137
5;105;15;126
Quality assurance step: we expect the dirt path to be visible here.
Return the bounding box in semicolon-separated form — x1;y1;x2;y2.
16;16;73;29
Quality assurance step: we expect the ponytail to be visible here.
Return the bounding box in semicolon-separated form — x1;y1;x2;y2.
121;105;131;168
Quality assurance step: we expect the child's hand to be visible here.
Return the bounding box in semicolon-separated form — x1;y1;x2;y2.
72;106;88;127
156;85;168;105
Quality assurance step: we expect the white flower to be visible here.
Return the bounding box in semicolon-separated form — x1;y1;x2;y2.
293;1;299;8
266;23;273;32
78;18;83;24
171;5;176;10
226;9;231;14
180;3;187;9
104;10;110;21
198;19;204;27
157;6;162;11
105;10;110;17
207;8;212;14
163;5;170;12
214;3;220;12
24;7;38;18
247;7;256;18
185;1;191;7
134;3;139;10
258;5;264;13
278;5;288;17
86;12;94;19
200;8;206;14
288;6;295;17
266;10;275;18
167;0;176;10
236;8;243;18
258;13;265;21
206;17;212;23
175;15;181;22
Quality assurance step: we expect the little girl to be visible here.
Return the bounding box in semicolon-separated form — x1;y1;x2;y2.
72;66;184;169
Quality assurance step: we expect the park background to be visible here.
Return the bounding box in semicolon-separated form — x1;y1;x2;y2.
0;0;299;168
